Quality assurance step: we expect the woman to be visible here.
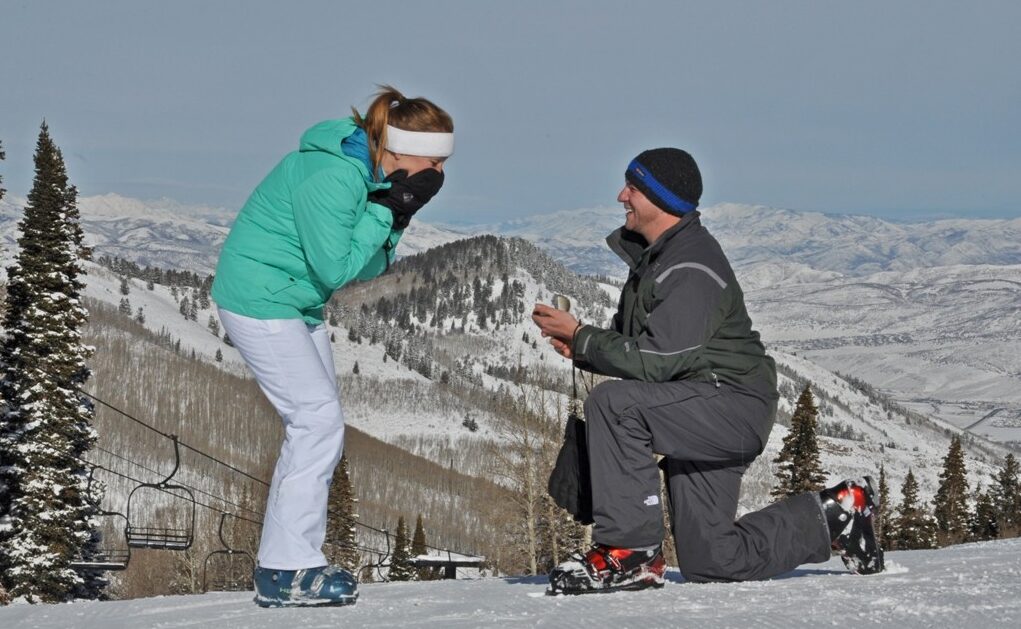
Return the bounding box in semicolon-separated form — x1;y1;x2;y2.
211;86;453;607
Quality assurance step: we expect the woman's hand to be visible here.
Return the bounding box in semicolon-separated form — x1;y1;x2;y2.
369;169;445;230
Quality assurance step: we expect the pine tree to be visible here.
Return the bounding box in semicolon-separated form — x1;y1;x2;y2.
207;315;220;338
118;276;130;296
359;564;376;583
877;464;891;550
771;384;826;499
412;514;434;580
991;453;1020;537
892;469;937;550
134;307;145;325
387;516;415;581
0;123;103;602
118;297;132;316
214;349;223;362
970;485;998;541
352;361;360;375
933;435;970;544
324;456;359;571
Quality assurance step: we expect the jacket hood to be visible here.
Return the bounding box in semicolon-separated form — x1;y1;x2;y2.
299;118;360;157
299;118;386;190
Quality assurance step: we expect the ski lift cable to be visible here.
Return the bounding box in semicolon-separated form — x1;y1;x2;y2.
82;386;477;557
75;386;271;487
90;442;461;557
354;520;469;558
53;374;477;560
93;445;264;519
80;457;392;558
77;455;390;559
78;456;264;528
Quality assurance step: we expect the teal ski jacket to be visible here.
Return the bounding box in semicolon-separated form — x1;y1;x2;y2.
211;118;400;324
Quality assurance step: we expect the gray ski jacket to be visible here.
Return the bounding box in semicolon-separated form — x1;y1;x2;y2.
572;212;777;402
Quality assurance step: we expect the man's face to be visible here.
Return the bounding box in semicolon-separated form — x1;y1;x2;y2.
617;182;661;234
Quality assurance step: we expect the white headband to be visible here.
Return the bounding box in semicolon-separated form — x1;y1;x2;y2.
385;124;455;158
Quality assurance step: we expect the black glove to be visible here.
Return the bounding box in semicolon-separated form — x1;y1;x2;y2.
369;168;444;230
547;412;593;525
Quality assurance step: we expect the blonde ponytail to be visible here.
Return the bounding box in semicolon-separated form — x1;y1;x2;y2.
352;85;453;178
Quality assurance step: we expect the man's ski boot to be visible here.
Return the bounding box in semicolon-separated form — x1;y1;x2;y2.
820;477;885;575
547;544;666;595
254;565;358;608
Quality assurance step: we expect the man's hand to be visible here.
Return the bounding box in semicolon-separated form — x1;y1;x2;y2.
532;303;579;359
549;337;573;359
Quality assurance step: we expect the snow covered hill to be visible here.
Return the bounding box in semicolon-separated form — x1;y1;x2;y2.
6;192;1019;281
0;194;468;276
3;537;1019;628
74;235;1008;514
474;204;1021;446
7;192;1013;445
469;202;1021;278
745;264;1021;444
2;193;1015;502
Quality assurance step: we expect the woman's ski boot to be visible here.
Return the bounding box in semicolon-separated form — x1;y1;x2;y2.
253;565;358;607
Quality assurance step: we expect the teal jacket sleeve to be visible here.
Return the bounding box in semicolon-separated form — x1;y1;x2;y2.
291;170;394;291
572;268;727;382
354;215;404;281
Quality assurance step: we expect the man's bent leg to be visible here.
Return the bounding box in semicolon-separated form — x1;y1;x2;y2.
584;380;672;548
583;378;749;548
585;378;831;580
664;458;830;582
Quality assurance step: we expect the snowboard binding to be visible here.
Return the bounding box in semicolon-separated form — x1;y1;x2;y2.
547;544;666;595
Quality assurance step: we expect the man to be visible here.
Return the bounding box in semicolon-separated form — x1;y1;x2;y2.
532;148;883;595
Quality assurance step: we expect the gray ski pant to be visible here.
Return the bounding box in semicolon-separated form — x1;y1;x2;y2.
584;379;831;582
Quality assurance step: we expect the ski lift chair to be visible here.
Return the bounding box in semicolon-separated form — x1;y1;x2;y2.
70;466;131;572
370;528;393;582
202;512;255;592
124;435;197;550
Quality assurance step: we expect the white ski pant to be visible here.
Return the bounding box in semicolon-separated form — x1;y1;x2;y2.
218;308;344;570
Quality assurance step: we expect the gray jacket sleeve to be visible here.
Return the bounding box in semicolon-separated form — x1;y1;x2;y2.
572;264;729;382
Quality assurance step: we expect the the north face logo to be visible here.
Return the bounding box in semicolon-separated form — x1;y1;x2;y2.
644;495;659;506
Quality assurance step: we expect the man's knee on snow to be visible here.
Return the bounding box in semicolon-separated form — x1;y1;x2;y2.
674;535;752;583
676;553;743;584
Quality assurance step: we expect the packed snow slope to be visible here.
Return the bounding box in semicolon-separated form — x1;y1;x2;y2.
3;538;1019;628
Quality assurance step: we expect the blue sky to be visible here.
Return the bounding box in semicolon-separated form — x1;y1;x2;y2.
2;1;1019;223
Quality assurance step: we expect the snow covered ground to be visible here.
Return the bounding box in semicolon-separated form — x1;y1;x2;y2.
4;538;1019;628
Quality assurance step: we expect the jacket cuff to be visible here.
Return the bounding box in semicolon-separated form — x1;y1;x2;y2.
572;325;594;361
365;200;395;229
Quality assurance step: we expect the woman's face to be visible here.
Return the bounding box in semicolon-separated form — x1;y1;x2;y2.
381;151;446;177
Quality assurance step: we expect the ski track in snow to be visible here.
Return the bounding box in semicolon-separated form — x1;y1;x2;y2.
3;538;1020;628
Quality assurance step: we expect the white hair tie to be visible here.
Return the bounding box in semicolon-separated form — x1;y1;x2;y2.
386;125;454;158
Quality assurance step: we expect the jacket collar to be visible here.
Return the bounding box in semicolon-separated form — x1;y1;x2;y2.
605;211;701;270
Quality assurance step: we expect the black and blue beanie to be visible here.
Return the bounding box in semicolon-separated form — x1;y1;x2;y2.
625;148;702;215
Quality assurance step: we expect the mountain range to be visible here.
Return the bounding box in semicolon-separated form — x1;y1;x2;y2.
71;233;1009;521
2;193;1019;449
